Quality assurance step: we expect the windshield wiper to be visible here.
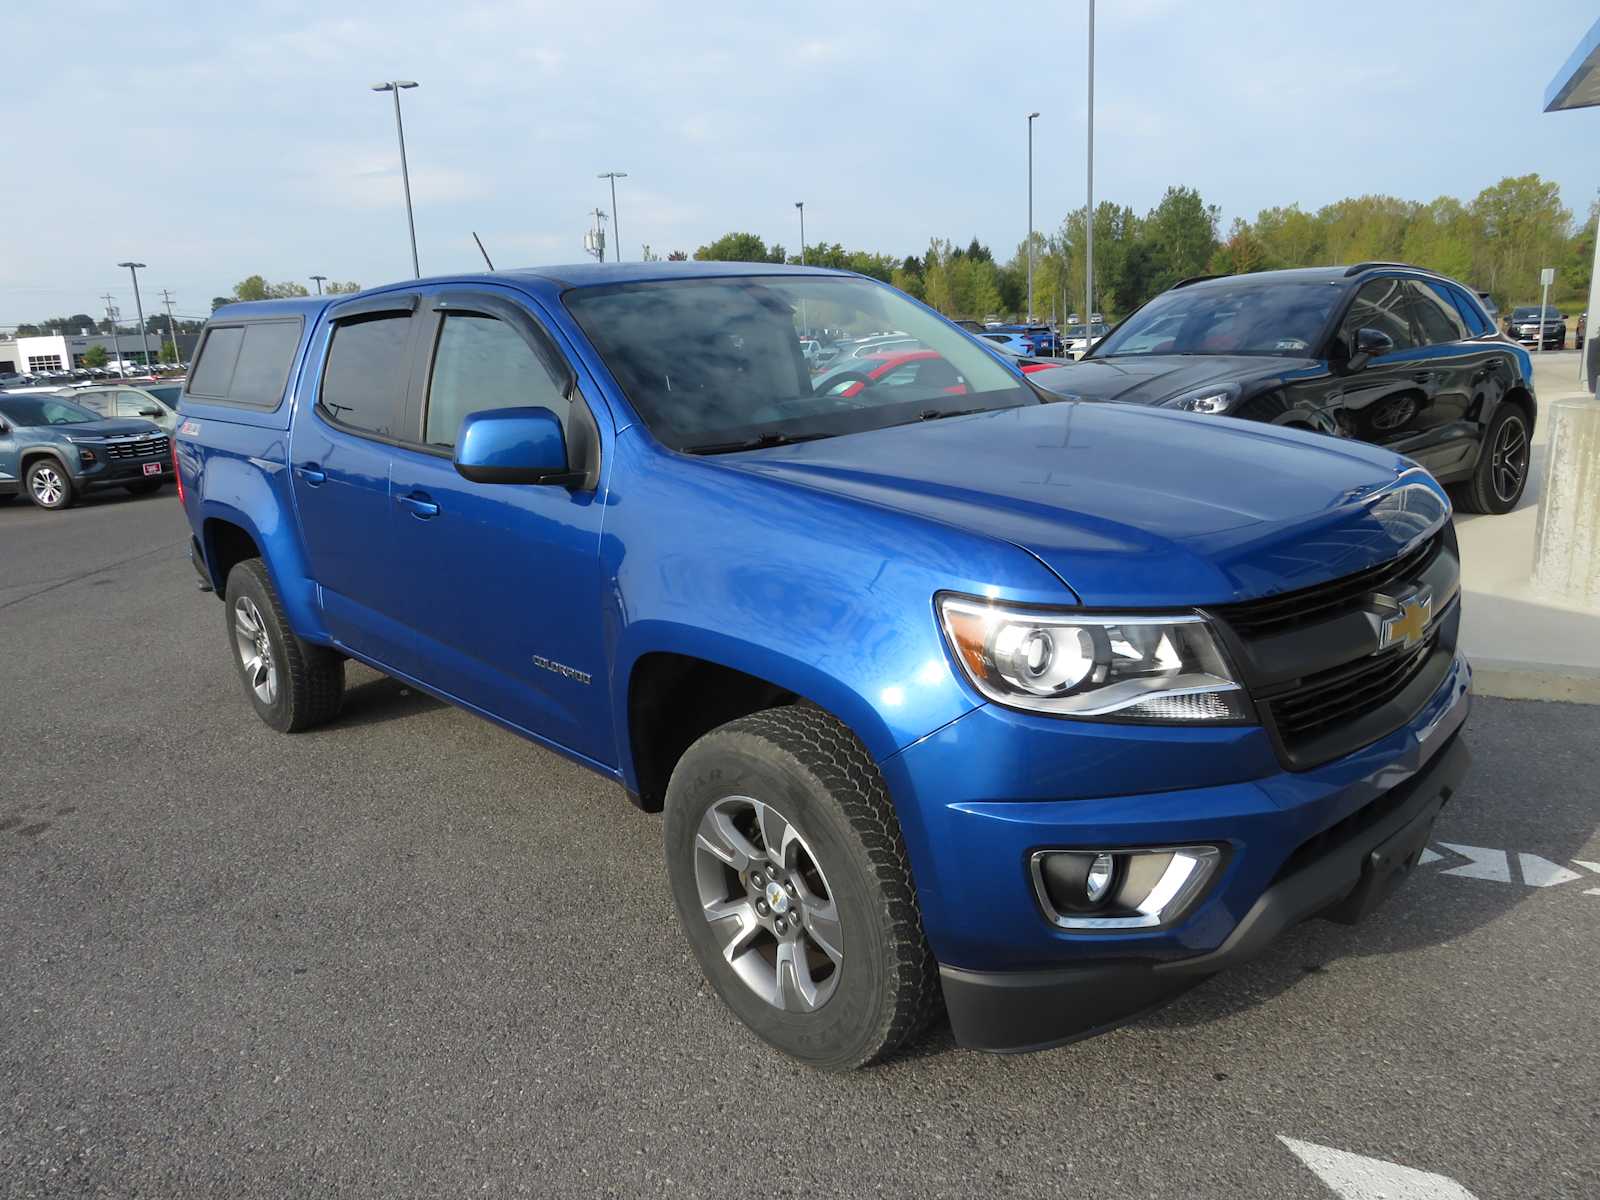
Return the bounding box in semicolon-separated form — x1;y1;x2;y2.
913;407;990;422
683;430;831;455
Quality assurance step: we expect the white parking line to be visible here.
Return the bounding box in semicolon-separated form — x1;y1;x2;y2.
1280;1137;1478;1199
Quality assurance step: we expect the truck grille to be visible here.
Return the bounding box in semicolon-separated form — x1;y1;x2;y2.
1265;629;1440;745
1219;532;1442;637
107;435;169;461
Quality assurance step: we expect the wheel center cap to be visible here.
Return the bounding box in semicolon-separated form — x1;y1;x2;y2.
765;881;790;915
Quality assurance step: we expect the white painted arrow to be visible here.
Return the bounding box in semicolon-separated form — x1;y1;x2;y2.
1517;853;1581;887
1280;1137;1479;1199
1574;859;1600;874
1437;843;1511;883
1418;847;1443;865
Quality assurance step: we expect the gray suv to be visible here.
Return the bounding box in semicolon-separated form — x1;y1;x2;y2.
0;393;170;510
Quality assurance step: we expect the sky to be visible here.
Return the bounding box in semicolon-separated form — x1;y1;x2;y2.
3;0;1600;327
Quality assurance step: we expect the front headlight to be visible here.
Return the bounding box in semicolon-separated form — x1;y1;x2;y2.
1160;383;1239;414
937;595;1252;723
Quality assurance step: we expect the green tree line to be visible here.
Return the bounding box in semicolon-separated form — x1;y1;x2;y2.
691;173;1593;323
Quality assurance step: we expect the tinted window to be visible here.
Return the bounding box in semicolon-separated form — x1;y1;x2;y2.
116;390;151;417
188;326;243;396
319;314;413;438
1340;278;1416;353
229;322;302;407
424;313;569;447
1445;284;1491;337
1094;279;1342;358
1409;282;1467;345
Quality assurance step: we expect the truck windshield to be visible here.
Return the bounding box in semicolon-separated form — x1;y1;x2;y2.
0;396;98;426
564;275;1036;452
1093;278;1343;359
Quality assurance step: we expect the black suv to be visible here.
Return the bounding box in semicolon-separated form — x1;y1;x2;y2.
1504;305;1566;350
1029;263;1535;514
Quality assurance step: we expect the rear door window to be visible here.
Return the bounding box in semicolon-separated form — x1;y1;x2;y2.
1445;285;1492;337
318;314;414;440
1408;281;1468;345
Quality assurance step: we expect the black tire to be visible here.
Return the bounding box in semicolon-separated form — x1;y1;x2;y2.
1456;404;1531;515
664;705;939;1071
222;558;345;733
124;479;163;496
24;459;74;510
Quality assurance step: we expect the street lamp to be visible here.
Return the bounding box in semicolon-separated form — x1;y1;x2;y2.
370;80;420;278
117;262;151;370
1085;0;1096;329
598;172;628;262
310;274;326;295
795;201;806;264
1027;111;1039;322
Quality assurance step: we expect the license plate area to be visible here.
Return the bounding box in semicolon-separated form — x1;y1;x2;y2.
1322;794;1444;925
143;462;162;476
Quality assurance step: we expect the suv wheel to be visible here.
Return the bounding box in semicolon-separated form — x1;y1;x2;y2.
664;705;939;1071
25;460;74;510
1457;405;1530;515
223;558;346;733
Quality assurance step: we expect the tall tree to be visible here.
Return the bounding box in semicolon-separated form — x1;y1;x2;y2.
1143;186;1220;293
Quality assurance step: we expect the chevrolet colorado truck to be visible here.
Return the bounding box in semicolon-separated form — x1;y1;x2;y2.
174;263;1470;1070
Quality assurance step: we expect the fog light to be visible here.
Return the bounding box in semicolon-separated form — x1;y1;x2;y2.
1085;853;1115;903
1032;845;1222;930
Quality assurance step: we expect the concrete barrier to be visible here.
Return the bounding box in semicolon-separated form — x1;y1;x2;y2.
1533;397;1600;606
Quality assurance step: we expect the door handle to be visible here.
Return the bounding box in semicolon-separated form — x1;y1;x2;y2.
398;492;439;519
1411;371;1435;382
295;464;326;485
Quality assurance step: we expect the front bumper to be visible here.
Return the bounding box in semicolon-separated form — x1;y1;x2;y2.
880;651;1471;1052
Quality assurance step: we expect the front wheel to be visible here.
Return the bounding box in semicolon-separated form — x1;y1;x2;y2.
664;705;939;1071
223;558;345;733
25;460;74;509
1456;405;1530;515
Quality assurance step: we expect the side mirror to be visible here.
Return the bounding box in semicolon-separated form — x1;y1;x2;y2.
139;407;163;418
1347;327;1395;371
453;405;578;486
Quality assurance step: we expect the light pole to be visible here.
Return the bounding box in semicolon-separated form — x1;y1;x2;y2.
1027;111;1039;322
1084;0;1096;328
795;201;806;264
117;262;151;370
370;80;420;278
310;274;326;295
598;172;628;262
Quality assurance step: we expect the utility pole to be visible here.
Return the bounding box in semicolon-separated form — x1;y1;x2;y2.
310;274;326;295
598;172;628;262
118;261;151;369
1085;0;1096;328
370;80;421;278
159;289;181;368
101;293;124;373
585;208;609;261
1027;111;1039;321
795;201;806;264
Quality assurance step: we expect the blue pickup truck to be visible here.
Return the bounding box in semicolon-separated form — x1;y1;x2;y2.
175;262;1470;1070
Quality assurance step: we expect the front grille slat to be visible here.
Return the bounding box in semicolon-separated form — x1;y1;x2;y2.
1221;534;1441;637
1271;636;1437;739
106;435;169;461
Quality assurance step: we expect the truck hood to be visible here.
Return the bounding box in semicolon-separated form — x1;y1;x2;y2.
720;401;1446;607
59;417;164;438
1028;354;1316;407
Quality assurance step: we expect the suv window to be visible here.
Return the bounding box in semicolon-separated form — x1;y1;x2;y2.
424;313;570;448
319;314;413;439
1408;281;1467;345
116;390;154;417
1445;285;1492;337
187;320;301;407
1340;278;1416;354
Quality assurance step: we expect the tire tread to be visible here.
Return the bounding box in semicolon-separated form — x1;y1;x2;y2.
226;558;344;732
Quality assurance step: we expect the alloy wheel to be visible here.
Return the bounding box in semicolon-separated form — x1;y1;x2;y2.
30;467;64;506
232;596;279;704
1490;416;1529;506
693;795;844;1012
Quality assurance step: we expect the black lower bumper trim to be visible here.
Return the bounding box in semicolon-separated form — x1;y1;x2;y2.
190;537;214;593
940;733;1471;1053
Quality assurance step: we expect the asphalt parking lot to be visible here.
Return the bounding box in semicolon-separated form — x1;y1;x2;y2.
2;493;1598;1198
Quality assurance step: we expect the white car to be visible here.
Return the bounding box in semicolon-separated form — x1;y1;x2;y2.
70;385;179;433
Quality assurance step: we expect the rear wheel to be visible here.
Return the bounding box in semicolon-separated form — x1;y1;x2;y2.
664;705;939;1071
1456;405;1530;515
223;558;345;733
25;460;74;510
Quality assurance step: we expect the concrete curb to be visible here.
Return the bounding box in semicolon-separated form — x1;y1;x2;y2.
1471;657;1600;704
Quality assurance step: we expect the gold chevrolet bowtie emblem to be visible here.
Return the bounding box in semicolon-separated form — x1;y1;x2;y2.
1379;592;1433;651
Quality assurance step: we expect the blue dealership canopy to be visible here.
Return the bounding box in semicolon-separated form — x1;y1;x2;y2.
1545;16;1600;111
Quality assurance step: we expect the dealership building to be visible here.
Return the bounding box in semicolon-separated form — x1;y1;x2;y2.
0;329;196;375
